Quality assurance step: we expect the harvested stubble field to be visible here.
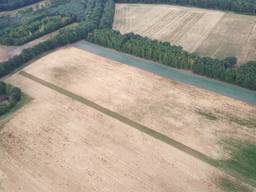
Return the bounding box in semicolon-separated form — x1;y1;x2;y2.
0;45;256;191
0;46;10;62
113;4;256;64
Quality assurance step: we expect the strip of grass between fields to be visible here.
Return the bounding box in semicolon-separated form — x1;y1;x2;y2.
19;70;256;188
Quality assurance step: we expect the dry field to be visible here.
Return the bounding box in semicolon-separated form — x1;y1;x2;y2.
25;46;256;159
113;4;256;64
0;45;255;191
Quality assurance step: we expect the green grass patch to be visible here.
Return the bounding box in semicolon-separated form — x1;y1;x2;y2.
196;110;218;120
218;177;252;192
220;139;256;186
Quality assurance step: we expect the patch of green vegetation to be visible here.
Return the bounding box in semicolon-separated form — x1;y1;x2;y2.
219;177;252;192
0;15;74;45
0;93;32;127
196;110;218;120
220;139;256;186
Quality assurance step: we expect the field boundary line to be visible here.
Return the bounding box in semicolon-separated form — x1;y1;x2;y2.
19;70;256;188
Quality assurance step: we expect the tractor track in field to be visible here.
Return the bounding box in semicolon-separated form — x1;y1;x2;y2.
19;70;256;189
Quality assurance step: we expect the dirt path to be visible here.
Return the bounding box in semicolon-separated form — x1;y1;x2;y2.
19;70;256;189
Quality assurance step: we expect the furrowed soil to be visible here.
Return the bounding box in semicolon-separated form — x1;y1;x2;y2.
113;4;256;64
0;45;255;191
22;46;256;160
1;67;224;192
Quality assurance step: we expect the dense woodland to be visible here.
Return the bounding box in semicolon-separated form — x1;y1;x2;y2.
0;82;21;115
87;29;256;90
0;0;41;11
115;0;256;15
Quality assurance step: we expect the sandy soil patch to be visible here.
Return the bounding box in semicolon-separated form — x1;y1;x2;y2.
113;4;256;64
0;73;226;192
23;46;256;159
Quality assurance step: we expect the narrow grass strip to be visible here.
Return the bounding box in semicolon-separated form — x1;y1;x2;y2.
20;70;256;188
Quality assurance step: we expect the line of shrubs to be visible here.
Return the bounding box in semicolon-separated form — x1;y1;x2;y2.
0;15;75;46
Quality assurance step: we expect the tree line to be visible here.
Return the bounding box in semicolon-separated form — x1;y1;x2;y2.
115;0;256;15
0;15;75;45
0;0;42;11
87;29;256;90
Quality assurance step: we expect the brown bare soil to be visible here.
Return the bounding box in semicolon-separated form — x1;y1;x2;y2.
113;4;256;64
0;45;255;191
0;71;226;192
23;46;256;160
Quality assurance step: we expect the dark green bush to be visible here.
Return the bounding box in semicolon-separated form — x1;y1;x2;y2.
0;82;21;116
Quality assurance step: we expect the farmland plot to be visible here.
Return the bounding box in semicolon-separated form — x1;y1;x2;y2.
113;4;256;64
0;45;255;191
23;45;256;160
0;61;226;192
